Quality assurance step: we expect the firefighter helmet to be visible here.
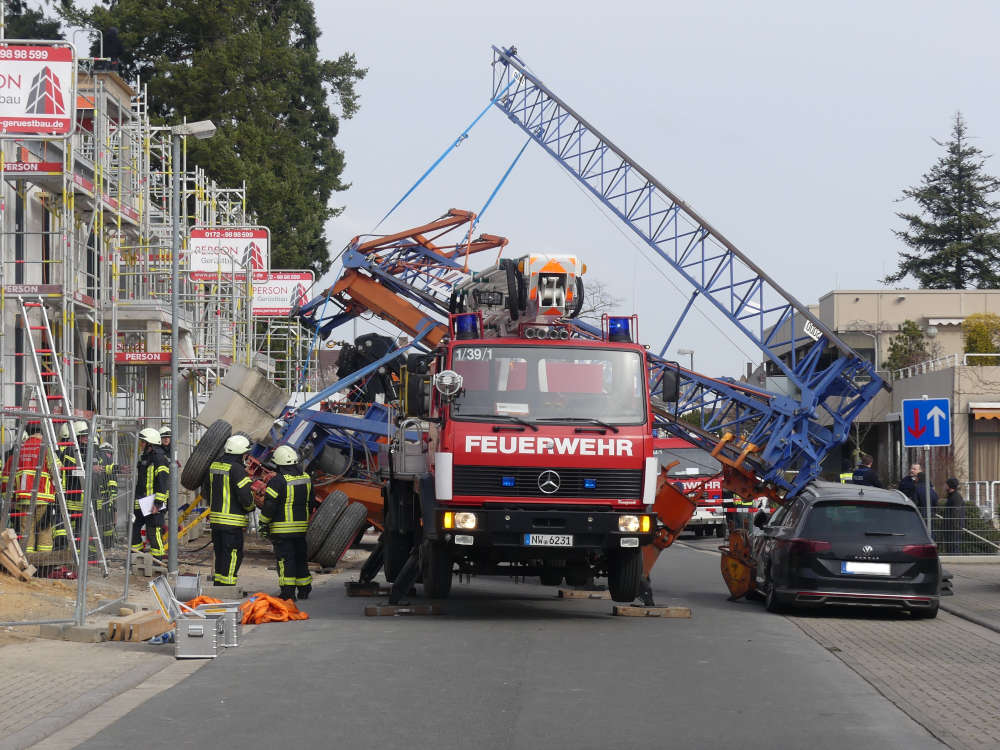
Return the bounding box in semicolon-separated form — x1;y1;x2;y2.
159;425;172;438
272;445;299;466
224;434;251;455
138;427;161;445
60;423;71;439
72;420;89;436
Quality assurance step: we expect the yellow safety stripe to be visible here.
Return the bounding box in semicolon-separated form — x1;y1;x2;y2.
236;476;252;489
265;486;279;499
209;512;249;527
295;576;312;586
271;521;308;533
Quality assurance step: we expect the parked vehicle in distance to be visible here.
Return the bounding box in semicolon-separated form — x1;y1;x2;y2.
656;438;727;538
748;481;940;617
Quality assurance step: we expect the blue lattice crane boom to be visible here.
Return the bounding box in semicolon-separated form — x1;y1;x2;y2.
490;45;886;497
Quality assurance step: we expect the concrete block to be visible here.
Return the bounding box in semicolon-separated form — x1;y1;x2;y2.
65;625;107;643
38;623;69;640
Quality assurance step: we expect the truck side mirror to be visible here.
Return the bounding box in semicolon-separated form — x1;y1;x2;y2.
660;364;680;403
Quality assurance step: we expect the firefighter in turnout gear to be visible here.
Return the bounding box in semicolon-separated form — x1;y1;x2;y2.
133;428;169;558
202;434;254;586
96;441;118;545
7;427;56;553
54;420;88;549
259;444;314;601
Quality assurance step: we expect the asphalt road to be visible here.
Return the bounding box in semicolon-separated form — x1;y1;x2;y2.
80;540;942;750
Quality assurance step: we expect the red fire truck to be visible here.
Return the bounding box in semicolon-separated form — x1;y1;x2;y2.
656;437;727;538
383;254;663;602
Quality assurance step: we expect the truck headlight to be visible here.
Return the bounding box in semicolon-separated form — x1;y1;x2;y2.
618;515;640;532
454;512;478;530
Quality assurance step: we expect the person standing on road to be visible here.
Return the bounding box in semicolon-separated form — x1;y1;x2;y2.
898;463;920;501
11;426;56;553
258;444;314;601
202;434;254;586
851;453;882;487
54;420;89;550
132;428;169;559
944;477;965;554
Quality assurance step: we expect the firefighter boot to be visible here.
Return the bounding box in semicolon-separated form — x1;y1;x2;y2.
280;586;297;601
297;584;311;600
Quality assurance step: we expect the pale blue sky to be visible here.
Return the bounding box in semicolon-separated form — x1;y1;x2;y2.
306;1;1000;375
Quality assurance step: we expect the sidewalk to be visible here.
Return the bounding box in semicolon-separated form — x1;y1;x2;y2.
941;562;1000;633
0;545;366;750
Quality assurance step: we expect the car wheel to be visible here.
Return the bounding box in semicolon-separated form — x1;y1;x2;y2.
764;579;788;614
180;420;231;491
421;540;453;599
607;549;642;602
911;603;939;619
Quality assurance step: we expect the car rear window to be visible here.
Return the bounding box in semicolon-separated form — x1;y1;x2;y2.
800;502;928;541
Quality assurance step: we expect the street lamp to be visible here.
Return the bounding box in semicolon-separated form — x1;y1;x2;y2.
677;348;694;371
168;120;215;573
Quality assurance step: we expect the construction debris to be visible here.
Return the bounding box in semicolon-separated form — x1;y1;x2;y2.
107;610;173;642
0;529;36;582
558;589;611;600
612;605;692;618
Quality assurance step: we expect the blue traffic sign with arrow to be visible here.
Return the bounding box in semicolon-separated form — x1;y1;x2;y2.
901;397;951;448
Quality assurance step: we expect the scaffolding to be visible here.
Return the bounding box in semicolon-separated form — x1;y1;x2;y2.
0;61;314;459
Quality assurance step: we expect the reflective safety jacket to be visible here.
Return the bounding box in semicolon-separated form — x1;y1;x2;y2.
839;472;853;484
259;470;312;536
11;435;55;504
96;447;118;509
59;443;86;511
202;456;253;527
135;444;170;509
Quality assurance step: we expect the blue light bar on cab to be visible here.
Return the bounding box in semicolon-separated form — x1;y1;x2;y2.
455;313;480;340
583;478;597;489
607;316;631;343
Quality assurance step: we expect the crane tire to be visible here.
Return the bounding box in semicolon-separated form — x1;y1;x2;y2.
180;420;231;491
305;490;349;559
314;502;368;569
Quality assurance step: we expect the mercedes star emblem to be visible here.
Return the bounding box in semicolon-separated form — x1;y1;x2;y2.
537;470;561;494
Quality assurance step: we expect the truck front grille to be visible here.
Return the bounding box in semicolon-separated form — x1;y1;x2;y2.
453;465;642;500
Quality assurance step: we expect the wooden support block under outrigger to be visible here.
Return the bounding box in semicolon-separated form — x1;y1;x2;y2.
364;604;444;616
612;605;692;618
345;581;391;597
558;589;611;599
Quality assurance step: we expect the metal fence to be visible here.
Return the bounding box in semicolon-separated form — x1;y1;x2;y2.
929;504;1000;557
0;411;141;627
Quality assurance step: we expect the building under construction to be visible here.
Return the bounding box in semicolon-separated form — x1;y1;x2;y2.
0;65;315;453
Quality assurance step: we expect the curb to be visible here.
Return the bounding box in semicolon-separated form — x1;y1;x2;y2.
940;601;1000;635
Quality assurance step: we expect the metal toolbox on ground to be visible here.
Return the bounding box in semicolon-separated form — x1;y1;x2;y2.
194;604;242;648
175;616;224;659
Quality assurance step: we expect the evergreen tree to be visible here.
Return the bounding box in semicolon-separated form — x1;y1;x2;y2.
65;0;365;274
6;0;64;39
882;320;931;371
884;113;1000;289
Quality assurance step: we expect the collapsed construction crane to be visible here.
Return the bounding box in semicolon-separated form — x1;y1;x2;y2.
187;44;886;605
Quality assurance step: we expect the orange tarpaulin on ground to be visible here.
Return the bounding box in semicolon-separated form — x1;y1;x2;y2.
185;593;308;624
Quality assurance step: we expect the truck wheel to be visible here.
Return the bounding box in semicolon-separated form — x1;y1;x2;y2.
421;541;453;599
180;420;231;491
715;525;726;539
306;491;349;559
314;502;368;568
539;566;564;586
607;549;642;602
383;530;413;583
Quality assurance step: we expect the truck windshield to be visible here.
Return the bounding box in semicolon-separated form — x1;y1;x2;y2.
658;447;722;477
450;345;646;425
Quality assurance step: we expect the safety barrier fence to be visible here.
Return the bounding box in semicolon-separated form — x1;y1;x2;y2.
927;505;1000;557
0;411;141;626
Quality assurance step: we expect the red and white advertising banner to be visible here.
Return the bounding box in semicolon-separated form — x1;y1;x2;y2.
188;227;270;281
0;43;75;135
2;160;61;177
114;351;171;365
251;271;314;316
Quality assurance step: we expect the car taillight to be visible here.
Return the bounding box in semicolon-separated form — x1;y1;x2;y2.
781;538;833;554
902;543;938;559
